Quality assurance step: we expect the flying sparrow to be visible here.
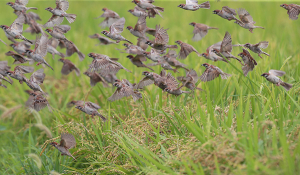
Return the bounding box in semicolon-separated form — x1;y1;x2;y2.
135;71;160;89
213;6;238;21
164;73;190;96
122;43;146;55
5;51;31;64
44;0;77;28
50;133;76;160
6;0;37;13
25;34;54;70
127;55;154;71
10;41;31;55
47;44;65;59
137;37;148;50
24;68;46;93
27;11;42;21
109;79;142;102
101;17;132;44
261;70;293;91
212;32;243;65
23;13;42;34
68;100;101;109
58;58;80;76
89;33;117;45
178;0;210;11
45;25;71;43
6;65;34;84
128;6;148;17
280;4;300;20
126;15;147;39
75;104;107;121
132;0;164;17
201;41;227;62
243;41;269;58
175;40;200;59
26;91;52;112
96;8;120;28
145;25;177;50
0;61;13;83
143;48;162;62
65;40;85;61
238;49;257;76
163;50;189;71
177;69;203;91
83;71;109;87
1;13;32;44
235;8;264;33
189;22;218;41
200;63;231;82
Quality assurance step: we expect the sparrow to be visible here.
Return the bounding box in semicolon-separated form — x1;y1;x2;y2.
89;33;117;45
175;40;200;59
88;53;131;75
0;61;13;83
25;34;54;70
26;91;52;112
189;22;218;41
6;65;34;84
45;25;71;43
261;70;293;91
122;43;146;55
132;0;164;17
5;51;31;64
23;13;41;34
47;44;65;59
177;69;203;91
126;15;147;39
10;41;31;55
27;11;42;21
243;41;269;58
50;133;76;160
164;73;189;96
143;48;162;62
177;0;210;11
75;105;107;121
24;68;46;93
101;17;132;44
235;8;264;33
135;71;160;89
1;13;32;44
200;63;231;82
145;25;177;50
108;79;142;102
128;6;148;17
238;49;257;76
83;71;109;87
212;32;243;65
127;55;154;71
44;0;77;28
163;50;189;71
96;8;120;28
68;100;101;109
137;37;148;50
213;6;238;21
280;4;300;20
154;60;179;73
65;40;85;61
58;58;80;76
201;41;227;62
6;0;37;13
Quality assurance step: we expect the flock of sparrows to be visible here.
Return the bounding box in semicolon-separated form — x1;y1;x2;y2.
0;0;297;160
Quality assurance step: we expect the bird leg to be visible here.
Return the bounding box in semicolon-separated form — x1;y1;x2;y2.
258;54;263;59
276;82;280;86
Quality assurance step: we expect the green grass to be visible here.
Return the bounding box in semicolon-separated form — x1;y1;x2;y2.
1;0;300;174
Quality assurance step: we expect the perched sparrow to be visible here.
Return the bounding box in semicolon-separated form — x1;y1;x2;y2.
243;41;269;58
0;61;13;83
212;32;243;65
25;34;54;70
44;0;77;27
238;49;257;76
26;91;52;112
50;133;76;160
0;13;32;44
10;41;31;55
65;40;85;61
58;58;80;76
88;53;131;75
5;51;30;64
178;0;210;11
235;8;264;33
6;0;37;13
6;65;34;84
45;25;71;43
47;44;65;59
109;79;142;102
189;22;218;41
201;41;227;62
175;40;200;59
24;68;46;93
96;8;120;28
137;37;148;50
89;33;116;45
145;25;177;50
127;55;154;71
213;6;237;21
143;48;162;62
200;63;231;82
83;71;108;87
280;4;300;20
101;17;132;44
126;15;147;39
163;50;189;71
177;69;202;91
261;70;293;91
128;6;148;17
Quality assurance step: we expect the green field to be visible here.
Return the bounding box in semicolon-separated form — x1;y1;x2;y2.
1;0;300;174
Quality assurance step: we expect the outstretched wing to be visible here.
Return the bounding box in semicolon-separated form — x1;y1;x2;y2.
109;17;125;34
